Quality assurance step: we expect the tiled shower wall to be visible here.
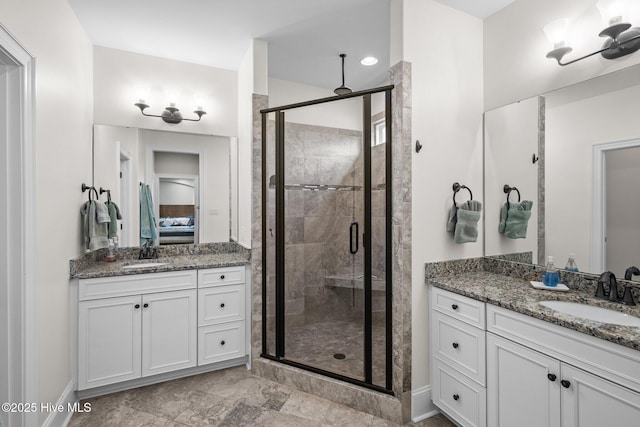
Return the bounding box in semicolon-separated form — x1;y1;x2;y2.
264;121;388;328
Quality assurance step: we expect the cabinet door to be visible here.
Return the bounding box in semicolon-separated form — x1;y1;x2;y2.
141;289;197;376
78;295;142;390
487;333;561;427
561;364;640;427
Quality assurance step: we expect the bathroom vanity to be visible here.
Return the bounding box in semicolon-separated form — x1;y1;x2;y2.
70;244;250;397
427;259;640;427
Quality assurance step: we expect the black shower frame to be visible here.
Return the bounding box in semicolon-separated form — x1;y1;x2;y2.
260;85;394;395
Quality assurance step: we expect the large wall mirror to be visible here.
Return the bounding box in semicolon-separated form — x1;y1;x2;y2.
93;125;238;247
484;63;640;278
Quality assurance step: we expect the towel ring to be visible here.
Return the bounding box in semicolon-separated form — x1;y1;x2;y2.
503;184;520;209
452;182;473;205
100;187;112;203
82;183;99;202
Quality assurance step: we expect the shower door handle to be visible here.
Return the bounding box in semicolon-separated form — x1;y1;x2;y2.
350;221;359;254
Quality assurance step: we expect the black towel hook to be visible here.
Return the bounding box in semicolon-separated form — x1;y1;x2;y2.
503;184;521;210
452;182;473;205
82;183;99;201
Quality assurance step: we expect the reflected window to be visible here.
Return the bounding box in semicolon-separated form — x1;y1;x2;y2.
372;119;385;146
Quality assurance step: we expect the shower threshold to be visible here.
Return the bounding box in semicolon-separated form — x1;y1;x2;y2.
324;274;386;291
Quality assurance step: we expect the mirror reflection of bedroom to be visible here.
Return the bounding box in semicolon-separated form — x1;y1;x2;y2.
158;176;198;245
154;151;199;245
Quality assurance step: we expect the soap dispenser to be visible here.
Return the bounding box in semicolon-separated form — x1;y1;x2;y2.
104;238;117;262
542;256;559;287
564;253;579;272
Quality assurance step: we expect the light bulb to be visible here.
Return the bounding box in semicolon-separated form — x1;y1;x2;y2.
597;0;627;26
543;19;570;49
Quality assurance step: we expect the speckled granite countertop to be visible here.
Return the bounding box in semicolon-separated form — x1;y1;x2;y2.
70;242;250;279
426;257;640;352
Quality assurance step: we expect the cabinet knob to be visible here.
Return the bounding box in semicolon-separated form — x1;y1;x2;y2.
452;394;460;401
452;342;459;349
220;274;225;280
451;304;458;310
220;340;226;346
547;373;557;382
143;303;149;308
561;379;571;388
220;303;225;308
134;304;140;309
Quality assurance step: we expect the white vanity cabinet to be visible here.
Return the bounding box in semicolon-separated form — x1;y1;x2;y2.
487;304;640;427
431;287;640;427
430;287;487;427
197;266;246;365
78;271;197;390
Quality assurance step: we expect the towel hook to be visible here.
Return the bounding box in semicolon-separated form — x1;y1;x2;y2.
452;182;473;205
82;183;99;201
503;184;521;210
100;187;112;203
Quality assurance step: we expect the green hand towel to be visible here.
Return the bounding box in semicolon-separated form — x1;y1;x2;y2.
446;203;458;232
454;202;482;244
139;184;158;245
80;200;109;251
106;201;121;239
501;200;533;239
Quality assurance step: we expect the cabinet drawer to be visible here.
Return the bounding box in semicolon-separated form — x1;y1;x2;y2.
433;358;487;427
198;321;245;365
198;266;245;288
198;285;245;326
433;287;485;328
434;310;486;385
79;270;197;301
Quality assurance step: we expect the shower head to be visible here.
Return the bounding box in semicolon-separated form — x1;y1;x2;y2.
334;53;352;95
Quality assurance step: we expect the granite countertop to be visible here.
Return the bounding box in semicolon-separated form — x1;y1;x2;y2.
70;242;251;279
428;270;640;352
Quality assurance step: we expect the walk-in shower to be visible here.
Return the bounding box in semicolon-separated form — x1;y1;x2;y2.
261;85;393;393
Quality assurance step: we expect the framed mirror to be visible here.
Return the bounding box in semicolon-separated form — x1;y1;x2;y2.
93;124;237;247
484;63;640;278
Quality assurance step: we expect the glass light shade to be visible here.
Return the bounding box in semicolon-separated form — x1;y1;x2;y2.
597;0;627;26
544;19;570;48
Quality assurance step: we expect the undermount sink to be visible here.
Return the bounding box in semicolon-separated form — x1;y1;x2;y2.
539;300;640;327
121;262;168;269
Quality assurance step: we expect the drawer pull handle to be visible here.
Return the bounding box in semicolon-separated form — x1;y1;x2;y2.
547;373;557;382
143;303;149;308
134;304;140;309
452;342;459;349
451;304;458;310
220;340;226;346
452;394;460;401
220;275;225;280
220;303;225;308
561;380;571;388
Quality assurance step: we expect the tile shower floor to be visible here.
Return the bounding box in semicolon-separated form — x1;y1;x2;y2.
284;319;387;385
69;366;455;426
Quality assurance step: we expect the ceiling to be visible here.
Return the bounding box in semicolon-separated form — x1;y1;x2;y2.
68;0;514;91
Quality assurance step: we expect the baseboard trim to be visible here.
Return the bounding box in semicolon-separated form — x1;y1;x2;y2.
411;385;439;422
41;381;76;427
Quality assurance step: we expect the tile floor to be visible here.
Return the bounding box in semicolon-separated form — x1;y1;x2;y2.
69;366;455;427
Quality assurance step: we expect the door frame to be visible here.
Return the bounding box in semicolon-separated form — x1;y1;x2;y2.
0;23;38;427
591;138;640;273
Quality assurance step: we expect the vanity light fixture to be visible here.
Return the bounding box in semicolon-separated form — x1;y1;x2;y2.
134;100;206;124
545;0;640;66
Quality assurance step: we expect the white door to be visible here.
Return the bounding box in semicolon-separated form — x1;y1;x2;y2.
487;333;561;427
141;289;196;376
561;364;640;427
78;296;142;390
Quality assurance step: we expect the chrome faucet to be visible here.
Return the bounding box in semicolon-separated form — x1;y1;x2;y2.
139;239;158;260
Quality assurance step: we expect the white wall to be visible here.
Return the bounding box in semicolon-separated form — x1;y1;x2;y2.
154;152;199;175
238;39;268;247
484;0;640;110
484;97;539;260
159;179;196;205
0;0;93;424
93;46;238;137
402;0;484;392
546;82;640;274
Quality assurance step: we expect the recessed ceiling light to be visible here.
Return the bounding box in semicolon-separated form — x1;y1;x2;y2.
360;56;378;66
